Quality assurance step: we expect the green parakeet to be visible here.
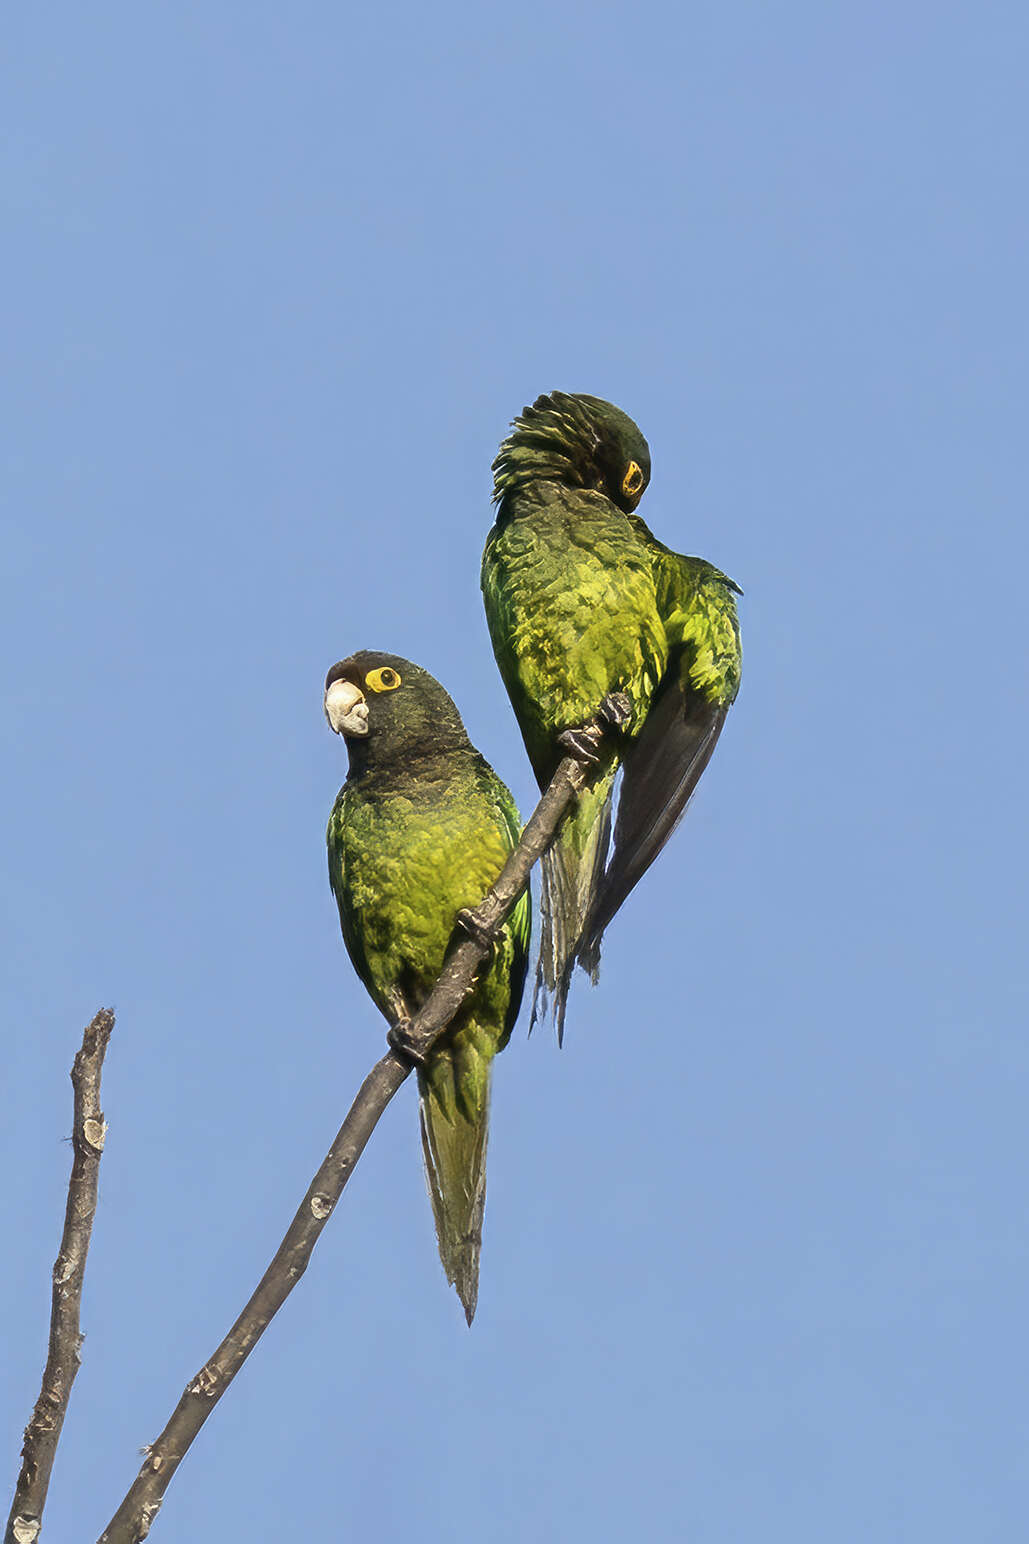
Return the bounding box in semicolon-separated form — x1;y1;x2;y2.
325;651;529;1324
481;392;741;1034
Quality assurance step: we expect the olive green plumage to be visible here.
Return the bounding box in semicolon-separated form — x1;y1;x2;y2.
482;391;741;1034
325;651;529;1323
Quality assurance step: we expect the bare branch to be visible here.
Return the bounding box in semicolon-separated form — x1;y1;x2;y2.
98;748;591;1542
6;1008;115;1544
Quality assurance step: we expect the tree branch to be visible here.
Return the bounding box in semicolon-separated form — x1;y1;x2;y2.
97;748;591;1543
6;1008;115;1544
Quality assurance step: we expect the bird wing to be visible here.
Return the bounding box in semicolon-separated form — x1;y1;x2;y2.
478;759;532;1036
577;557;741;973
326;789;378;1002
577;673;727;973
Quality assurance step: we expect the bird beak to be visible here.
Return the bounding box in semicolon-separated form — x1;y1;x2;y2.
325;679;369;737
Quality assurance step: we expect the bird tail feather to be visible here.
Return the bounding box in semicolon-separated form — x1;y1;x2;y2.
532;770;615;1040
418;1052;491;1325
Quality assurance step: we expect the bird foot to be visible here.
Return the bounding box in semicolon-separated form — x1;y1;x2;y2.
556;693;632;765
456;907;498;952
387;1019;429;1067
557;724;605;764
597;691;633;732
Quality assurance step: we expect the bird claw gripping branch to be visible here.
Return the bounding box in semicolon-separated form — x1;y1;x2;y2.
556;724;605;764
455;906;500;952
387;1019;430;1067
557;692;633;765
596;691;633;732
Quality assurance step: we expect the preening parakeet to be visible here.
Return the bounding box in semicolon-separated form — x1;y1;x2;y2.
325;651;529;1323
481;392;741;1035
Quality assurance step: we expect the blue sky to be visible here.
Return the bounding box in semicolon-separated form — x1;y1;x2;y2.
3;2;1026;1539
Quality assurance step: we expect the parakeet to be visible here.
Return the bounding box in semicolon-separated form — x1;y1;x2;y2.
325;651;529;1323
481;391;741;1035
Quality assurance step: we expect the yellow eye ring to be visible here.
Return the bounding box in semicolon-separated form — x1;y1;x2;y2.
621;460;645;497
365;666;402;693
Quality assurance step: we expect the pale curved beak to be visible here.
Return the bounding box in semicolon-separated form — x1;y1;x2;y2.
325;679;369;737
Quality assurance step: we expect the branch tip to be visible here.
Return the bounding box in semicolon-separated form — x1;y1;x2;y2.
5;1009;115;1544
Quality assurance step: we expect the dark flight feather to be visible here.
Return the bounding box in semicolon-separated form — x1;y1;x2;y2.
577;671;727;976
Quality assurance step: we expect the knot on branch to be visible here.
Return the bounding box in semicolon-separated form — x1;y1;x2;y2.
135;1500;162;1539
188;1364;221;1399
81;1116;107;1152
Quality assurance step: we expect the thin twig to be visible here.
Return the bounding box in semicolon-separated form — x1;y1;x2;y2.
6;1008;115;1544
98;749;590;1542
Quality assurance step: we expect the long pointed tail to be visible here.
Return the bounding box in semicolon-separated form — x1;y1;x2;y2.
533;769;615;1040
418;1048;492;1325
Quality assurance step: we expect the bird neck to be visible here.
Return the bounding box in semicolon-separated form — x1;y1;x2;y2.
345;732;473;785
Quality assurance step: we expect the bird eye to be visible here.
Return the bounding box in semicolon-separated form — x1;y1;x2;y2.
621;460;645;497
365;666;401;692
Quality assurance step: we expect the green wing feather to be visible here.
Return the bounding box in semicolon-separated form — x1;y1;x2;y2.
327;790;378;1004
579;560;742;972
480;758;532;1020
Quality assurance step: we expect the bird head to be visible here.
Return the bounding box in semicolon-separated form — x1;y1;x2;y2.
324;652;471;770
491;391;651;514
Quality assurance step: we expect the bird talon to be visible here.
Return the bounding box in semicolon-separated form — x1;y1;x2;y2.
387;1019;429;1067
597;691;633;732
557;726;604;764
456;907;498;952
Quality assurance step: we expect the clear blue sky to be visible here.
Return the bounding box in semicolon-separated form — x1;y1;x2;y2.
3;3;1026;1540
